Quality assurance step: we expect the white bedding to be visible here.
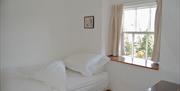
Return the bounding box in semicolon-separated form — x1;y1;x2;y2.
66;69;109;91
1;61;109;91
3;76;51;91
2;69;109;91
1;61;66;91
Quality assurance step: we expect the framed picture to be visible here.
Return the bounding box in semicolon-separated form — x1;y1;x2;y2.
84;16;94;29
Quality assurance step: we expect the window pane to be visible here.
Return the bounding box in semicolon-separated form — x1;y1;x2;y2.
150;7;156;32
134;34;146;59
147;34;154;60
137;8;150;32
123;9;136;31
124;33;133;56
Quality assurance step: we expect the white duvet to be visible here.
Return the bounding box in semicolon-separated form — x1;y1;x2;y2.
3;76;52;91
1;60;109;91
1;61;66;91
2;70;109;91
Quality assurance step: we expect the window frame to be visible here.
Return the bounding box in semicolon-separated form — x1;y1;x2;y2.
118;4;158;69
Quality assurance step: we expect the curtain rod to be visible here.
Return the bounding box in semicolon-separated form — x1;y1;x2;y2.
121;0;156;5
119;0;156;8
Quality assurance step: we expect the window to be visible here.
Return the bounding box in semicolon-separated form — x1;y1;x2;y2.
122;5;157;67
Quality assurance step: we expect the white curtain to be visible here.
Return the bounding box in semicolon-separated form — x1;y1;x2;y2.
110;4;124;56
152;0;162;62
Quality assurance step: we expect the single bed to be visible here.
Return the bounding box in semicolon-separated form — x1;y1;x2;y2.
1;62;109;91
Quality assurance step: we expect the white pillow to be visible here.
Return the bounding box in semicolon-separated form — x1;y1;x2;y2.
30;61;66;91
91;56;110;74
64;53;103;76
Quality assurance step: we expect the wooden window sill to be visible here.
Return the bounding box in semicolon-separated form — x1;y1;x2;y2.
108;55;159;70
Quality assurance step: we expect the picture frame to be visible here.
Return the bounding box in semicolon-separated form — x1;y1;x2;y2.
84;16;94;29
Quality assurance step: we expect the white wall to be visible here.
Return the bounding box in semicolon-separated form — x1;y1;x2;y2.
0;0;103;68
177;0;180;83
64;0;102;55
0;0;104;72
0;0;70;68
0;0;70;90
102;0;113;55
103;0;180;91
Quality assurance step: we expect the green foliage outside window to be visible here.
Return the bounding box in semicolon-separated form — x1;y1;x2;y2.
124;36;132;56
124;34;154;59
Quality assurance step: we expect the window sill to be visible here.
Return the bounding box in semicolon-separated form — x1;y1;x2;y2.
108;55;159;70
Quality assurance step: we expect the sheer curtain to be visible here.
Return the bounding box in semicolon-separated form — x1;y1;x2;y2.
110;4;124;56
152;0;162;62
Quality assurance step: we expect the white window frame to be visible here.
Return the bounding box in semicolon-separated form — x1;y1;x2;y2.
122;4;156;66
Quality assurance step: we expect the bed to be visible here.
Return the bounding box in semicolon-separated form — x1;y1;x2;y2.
2;69;109;91
1;55;110;91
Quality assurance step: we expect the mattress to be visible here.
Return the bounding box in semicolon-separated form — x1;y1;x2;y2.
66;69;109;91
